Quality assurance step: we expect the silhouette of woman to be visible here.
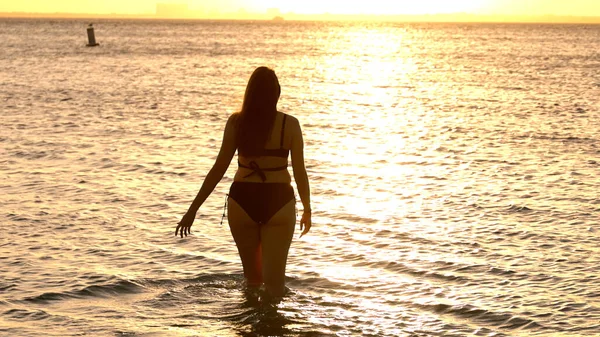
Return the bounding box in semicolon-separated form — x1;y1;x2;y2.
175;66;312;298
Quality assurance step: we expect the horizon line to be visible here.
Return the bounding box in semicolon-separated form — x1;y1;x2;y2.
2;11;600;24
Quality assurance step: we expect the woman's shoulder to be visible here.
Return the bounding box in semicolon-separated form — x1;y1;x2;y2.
225;113;241;134
281;111;299;125
227;112;241;125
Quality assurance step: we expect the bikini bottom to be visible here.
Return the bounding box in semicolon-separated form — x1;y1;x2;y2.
228;182;295;224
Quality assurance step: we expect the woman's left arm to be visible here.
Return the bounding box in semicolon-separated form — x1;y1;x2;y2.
176;114;237;237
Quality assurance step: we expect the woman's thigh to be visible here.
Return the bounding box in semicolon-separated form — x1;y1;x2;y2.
260;199;296;282
227;197;260;247
227;197;262;283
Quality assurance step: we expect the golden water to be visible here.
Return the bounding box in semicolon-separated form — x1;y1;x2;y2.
1;19;599;336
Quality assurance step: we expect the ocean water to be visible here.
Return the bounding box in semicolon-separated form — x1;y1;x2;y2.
1;18;599;337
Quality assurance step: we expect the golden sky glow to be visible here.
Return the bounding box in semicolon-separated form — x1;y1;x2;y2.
2;0;600;17
255;0;488;15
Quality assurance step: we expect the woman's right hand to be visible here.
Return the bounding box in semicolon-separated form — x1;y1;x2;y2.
299;210;311;238
175;211;196;238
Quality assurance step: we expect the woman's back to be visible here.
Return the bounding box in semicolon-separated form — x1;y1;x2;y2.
235;111;297;184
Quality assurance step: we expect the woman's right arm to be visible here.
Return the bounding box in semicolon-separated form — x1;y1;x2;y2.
175;114;238;237
290;116;311;237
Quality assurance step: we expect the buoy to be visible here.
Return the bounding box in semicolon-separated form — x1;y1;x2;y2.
86;23;99;47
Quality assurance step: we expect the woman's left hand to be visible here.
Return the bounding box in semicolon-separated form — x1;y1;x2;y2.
175;211;196;238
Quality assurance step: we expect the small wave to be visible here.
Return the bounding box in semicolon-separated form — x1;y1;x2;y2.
2;308;51;321
557;302;588;312
496;86;525;91
130;273;243;290
102;162;188;176
531;134;597;144
487;266;517;276
12;150;49;160
330;213;379;224
416;302;543;330
22;279;144;304
287;276;350;291
0;283;17;291
454;263;519;278
383;261;468;283
506;204;533;213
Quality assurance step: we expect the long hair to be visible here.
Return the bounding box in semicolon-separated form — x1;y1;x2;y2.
236;67;281;155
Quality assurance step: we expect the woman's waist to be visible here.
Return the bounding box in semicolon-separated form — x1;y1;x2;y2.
233;168;291;183
237;158;289;171
230;180;294;194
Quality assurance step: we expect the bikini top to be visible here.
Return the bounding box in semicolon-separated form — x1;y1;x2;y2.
238;114;289;182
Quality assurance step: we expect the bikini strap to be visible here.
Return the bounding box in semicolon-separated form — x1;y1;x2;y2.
239;160;288;182
280;114;287;148
220;194;228;226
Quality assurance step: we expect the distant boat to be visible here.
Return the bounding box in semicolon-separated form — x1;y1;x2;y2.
272;16;284;21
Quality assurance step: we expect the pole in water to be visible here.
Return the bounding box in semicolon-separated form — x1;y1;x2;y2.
86;23;99;47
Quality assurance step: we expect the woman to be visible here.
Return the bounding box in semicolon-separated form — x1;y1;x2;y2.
175;67;312;298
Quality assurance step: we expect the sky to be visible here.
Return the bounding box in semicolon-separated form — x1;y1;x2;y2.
1;0;600;17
